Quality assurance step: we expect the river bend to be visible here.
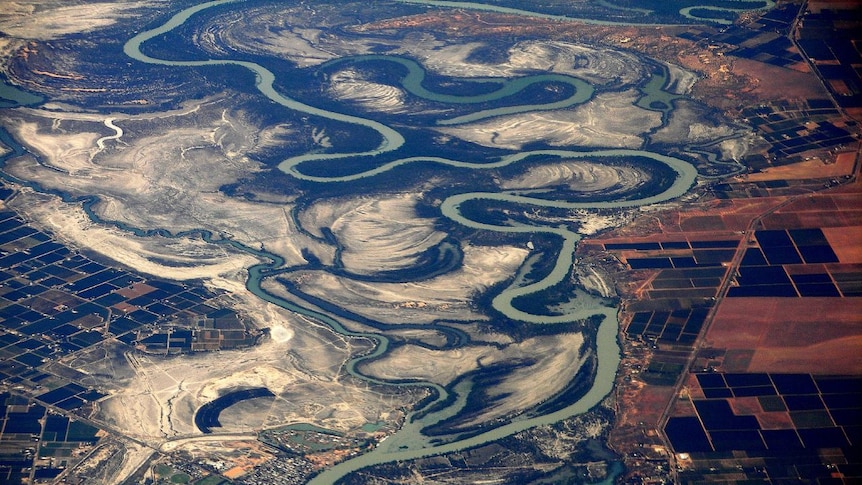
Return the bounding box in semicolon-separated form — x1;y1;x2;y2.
121;2;701;483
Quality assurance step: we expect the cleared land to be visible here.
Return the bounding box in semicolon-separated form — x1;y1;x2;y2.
705;297;862;373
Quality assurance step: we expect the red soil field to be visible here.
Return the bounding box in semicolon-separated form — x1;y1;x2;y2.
762;190;862;230
756;411;795;430
111;302;139;314
729;57;826;100
744;156;857;182
728;396;761;416
705;298;862;374
823;225;862;263
114;282;155;299
616;383;677;426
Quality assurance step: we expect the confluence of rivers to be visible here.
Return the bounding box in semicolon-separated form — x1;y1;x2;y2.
123;1;699;483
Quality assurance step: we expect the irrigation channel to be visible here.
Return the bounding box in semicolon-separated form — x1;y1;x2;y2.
122;0;704;482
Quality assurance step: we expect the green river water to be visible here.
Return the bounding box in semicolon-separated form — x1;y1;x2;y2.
123;1;700;482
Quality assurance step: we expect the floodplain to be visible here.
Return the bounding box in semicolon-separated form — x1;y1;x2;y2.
0;0;859;484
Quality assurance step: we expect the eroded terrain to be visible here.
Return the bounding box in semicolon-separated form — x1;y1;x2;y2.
2;0;857;484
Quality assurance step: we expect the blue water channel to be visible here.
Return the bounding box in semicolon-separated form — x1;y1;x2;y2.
0;0;709;482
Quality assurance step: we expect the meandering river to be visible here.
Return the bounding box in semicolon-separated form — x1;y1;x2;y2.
121;1;701;483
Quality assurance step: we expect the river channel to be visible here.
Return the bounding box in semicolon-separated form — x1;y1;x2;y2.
120;1;702;483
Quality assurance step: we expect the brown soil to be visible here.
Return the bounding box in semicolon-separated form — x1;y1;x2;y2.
705;298;862;374
729;57;827;101
756;411;795;430
115;282;155;298
617;382;676;427
823;225;862;263
743;156;856;182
